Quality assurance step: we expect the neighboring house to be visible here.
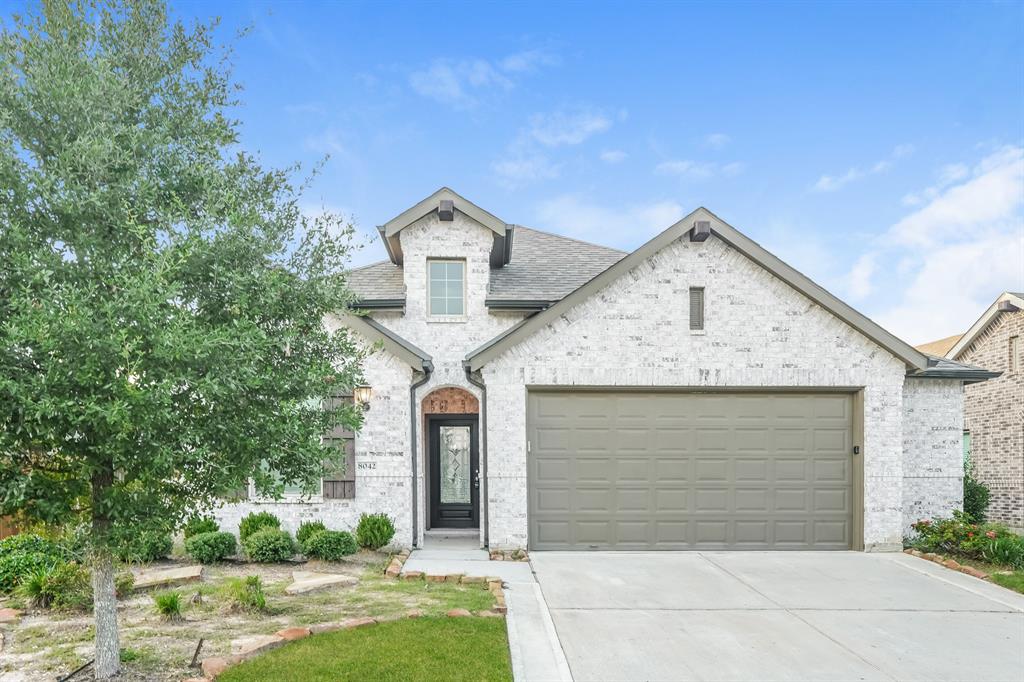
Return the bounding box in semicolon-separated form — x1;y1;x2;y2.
924;293;1022;529
215;188;996;551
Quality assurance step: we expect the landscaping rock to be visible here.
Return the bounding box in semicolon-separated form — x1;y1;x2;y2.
942;559;962;571
425;574;446;582
341;616;377;630
961;566;988;579
477;610;503;618
276;627;311;641
492;605;508;615
445;574;463;582
406;609;423;619
460;575;485;584
285;570;358;595
231;634;284;660
182;677;206;682
446;608;472;617
0;608;21;625
402;570;423;581
201;655;239;679
133;565;203;591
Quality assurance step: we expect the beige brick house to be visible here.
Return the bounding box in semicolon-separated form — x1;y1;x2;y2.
215;188;996;550
927;292;1023;529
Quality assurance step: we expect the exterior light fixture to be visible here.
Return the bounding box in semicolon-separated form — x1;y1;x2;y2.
353;385;373;411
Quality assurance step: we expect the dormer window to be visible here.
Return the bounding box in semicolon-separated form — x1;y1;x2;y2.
428;259;465;316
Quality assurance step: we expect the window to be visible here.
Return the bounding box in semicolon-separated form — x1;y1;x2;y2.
1010;336;1020;373
963;430;972;463
428;260;465;316
689;287;705;331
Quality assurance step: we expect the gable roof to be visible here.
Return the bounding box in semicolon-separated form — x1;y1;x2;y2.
486;226;626;307
465;207;931;372
332;312;433;372
915;334;963;357
946;291;1024;360
378;187;512;267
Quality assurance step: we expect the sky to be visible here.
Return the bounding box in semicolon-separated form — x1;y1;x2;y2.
40;1;1024;344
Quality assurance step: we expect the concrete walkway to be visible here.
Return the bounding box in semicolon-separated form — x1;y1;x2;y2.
531;551;1024;682
403;536;571;682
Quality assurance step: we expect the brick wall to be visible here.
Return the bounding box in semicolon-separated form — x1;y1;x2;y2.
902;378;964;531
957;309;1024;527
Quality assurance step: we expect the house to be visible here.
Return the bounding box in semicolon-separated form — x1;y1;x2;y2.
922;292;1022;529
214;188;996;551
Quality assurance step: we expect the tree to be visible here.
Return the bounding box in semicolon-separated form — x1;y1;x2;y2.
0;1;363;677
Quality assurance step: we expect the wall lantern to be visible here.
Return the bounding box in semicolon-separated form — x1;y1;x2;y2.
353;385;373;411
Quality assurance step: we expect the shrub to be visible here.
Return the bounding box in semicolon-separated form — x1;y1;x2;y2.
243;528;295;563
154;590;183;622
303;530;358;561
239;511;281;542
0;534;67;593
981;536;1024;570
41;561;92;611
296;520;327;546
221;575;266;613
355;513;396;550
115;571;135;598
184;531;237;564
963;463;990;523
115;529;173;563
183;515;219;539
16;565;56;608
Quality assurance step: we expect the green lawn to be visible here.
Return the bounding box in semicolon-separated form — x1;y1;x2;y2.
990;571;1024;595
218;617;513;682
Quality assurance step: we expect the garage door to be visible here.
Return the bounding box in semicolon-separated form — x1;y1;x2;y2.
528;391;855;550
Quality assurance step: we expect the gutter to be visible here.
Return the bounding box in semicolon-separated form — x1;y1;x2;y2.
409;360;433;548
464;363;489;549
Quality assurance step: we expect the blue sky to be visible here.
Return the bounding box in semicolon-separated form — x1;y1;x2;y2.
56;2;1024;343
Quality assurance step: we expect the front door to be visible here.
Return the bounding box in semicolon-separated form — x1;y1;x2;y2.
429;416;479;528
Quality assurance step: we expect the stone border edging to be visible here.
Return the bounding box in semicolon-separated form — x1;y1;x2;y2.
384;549;411;578
489;549;528;562
191;605;504;680
903;548;990;580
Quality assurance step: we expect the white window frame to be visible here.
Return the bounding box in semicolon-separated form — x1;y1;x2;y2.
1010;335;1020;374
427;259;467;318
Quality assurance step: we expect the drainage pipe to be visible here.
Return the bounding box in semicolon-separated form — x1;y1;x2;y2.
464;364;489;549
409;362;432;548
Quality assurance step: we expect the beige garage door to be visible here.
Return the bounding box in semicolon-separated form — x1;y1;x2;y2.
528;391;855;550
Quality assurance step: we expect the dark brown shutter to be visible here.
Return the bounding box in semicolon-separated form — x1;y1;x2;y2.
323;394;356;499
689;287;705;330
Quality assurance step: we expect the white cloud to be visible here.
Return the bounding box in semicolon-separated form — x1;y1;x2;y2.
655;159;745;180
813;144;914;192
600;149;627;164
842;146;1024;344
492;155;561;189
408;50;557;108
527;110;612;147
534;194;684;247
703;133;731;149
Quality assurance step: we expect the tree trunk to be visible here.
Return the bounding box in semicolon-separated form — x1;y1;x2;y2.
92;549;120;679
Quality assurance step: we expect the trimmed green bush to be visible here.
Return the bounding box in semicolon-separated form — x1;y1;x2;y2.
355;513;395;550
238;511;281;542
40;561;92;611
183;515;219;539
185;531;237;564
154;590;183;621
243;528;295;563
115;529;173;563
0;534;67;593
303;530;358;561
964;462;990;523
296;520;327;546
221;575;266;613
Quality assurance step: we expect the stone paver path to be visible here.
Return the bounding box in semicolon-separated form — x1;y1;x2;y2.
133;565;203;590
284;571;358;595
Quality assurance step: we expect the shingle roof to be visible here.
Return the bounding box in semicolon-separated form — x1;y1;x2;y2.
915;334;963;357
345;225;625;306
909;355;1000;384
487;226;626;303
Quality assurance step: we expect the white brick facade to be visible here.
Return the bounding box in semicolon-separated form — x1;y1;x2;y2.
214;198;967;552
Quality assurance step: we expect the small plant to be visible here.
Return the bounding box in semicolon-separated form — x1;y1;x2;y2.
243;528;295;563
41;561;92;611
184;531;237;564
154;590;183;622
982;536;1024;570
239;511;281;542
296;520;327;545
16;565;57;608
183;515;219;539
355;513;396;550
963;460;990;523
115;529;173;563
303;530;358;561
115;571;135;598
221;575;266;613
0;534;67;593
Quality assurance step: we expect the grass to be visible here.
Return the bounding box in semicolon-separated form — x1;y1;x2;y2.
218;617;512;682
990;571;1024;594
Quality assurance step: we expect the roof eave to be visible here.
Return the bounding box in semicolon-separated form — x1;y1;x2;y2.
946;292;1024;359
333;312;432;372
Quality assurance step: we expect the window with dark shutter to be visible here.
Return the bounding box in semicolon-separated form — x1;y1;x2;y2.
322;393;356;499
689;287;705;330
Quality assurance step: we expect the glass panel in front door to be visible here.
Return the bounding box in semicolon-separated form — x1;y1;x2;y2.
439;425;471;504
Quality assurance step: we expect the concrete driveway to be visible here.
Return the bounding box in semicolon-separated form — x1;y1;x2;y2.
530;552;1024;682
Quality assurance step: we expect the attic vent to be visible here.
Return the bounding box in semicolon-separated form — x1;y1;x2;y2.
689;287;705;330
997;300;1021;313
438;199;455;221
691;220;711;242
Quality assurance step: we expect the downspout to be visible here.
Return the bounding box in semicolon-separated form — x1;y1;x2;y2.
410;361;432;548
464;364;489;548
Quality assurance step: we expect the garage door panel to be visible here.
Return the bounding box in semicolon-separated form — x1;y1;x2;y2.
529;391;854;551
